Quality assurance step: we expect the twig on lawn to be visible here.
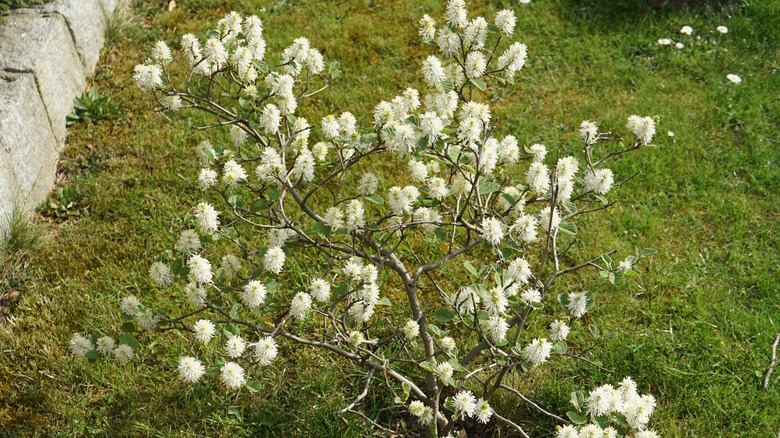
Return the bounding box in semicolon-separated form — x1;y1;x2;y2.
763;332;780;390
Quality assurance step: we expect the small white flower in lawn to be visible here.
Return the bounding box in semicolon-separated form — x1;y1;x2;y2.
680;25;693;35
70;334;94;358
113;344;134;363
657;38;672;45
668;131;675;137
717;25;728;34
96;336;115;355
675;42;684;49
253;336;279;366
193;319;215;344
727;74;742;84
220;362;246;390
178;356;205;383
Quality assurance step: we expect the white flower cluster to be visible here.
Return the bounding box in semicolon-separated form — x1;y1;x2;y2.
557;377;659;438
70;333;134;364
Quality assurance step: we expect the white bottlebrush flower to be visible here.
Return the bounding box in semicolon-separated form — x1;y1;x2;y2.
460;101;491;123
121;295;141;316
193;319;216;344
323;206;345;230
113;344;134;363
132;64;163;90
567;292;589;318
495;9;516;35
539;206;561;232
587;384;622;417
438;336;456;354
485;315;509;343
556;156;580;181
556;425;579;438
243;15;263;42
512;214;538;243
224;336;247;358
579;120;599;144
292;148;315;183
348;330;364;346
528;143;547;162
175;229;201;256
321;115;341;139
338;112;357;134
96;336;115;355
70;334;94;358
220;362;246;390
617;258;633;273
449;286;480;314
435;361;454;380
422;55;447;87
727;73;742;84
483;287;508;315
419;112;444;143
161;95;182;111
222;159;247;186
527;162;550;195
357;172;378;195
408;160;428;183
149;261;173;287
419;14;436;40
464;17;488;50
178;356;205;383
584;168;615;195
445;0;468;29
522;338;552;367
452;390;477;418
204;37;228;70
267;228;296;248
657;38;672;45
680;25;693;35
220;254;241;276
217;11;242;39
184;282;207;306
309;278;331;302
408;400;427;417
603;427;619;438
626;115;656;144
194;202;219;233
197;168;218;190
465;52;487;79
579;424;604;438
480;217;505;246
475;398;493;424
260;104;282;134
264;246;285;274
635;431;660;438
253;336;278;365
290;292;313;319
402;320;420;339
345;199;365;231
135;309;160;331
499;135;520;164
549;319;570;342
520;288;542;305
497;42;528;77
187;255;213;284
413;207;441;234
717;25;728;34
507;257;532;285
387;186;417;215
181;33;202;66
427;177;449;200
241;280;267;308
312;142;329;162
229;125;247;147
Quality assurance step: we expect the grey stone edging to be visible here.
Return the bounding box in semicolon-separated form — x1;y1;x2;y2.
0;0;120;225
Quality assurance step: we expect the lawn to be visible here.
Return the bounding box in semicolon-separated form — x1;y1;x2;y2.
1;0;778;436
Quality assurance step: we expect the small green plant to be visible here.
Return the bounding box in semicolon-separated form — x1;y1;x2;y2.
1;206;42;323
0;0;47;14
39;184;87;220
66;86;117;127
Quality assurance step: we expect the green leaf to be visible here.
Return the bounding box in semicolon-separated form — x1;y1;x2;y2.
567;411;588;425
463;261;480;278
589;324;600;339
558;293;571;310
594;194;609;205
593;415;610;429
253;60;269;73
477;179;501;195
376;297;392;307
641;248;658;257
332;281;348;300
585;291;595;310
559;221;577;235
405;114;420;127
487;23;500;33
469;78;487;91
120;322;136;333
364;194;384;205
267;187;281;201
426;324;445;338
434;307;455;323
553;341;567;354
420;360;438;373
417;135;429;149
245;379;262;393
250;198;268;212
86;350;100;363
119;334;139;350
382;126;396;138
312;221;332;238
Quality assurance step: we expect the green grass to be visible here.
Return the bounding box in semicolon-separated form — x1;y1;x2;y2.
1;0;778;436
